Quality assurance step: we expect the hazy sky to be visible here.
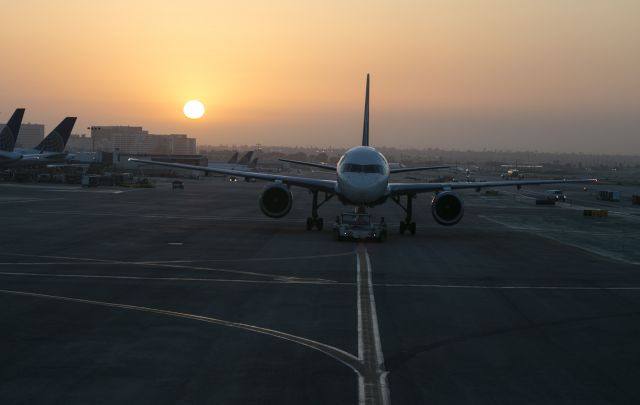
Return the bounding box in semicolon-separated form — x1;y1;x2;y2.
2;1;639;154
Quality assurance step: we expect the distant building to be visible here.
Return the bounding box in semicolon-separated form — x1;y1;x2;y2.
67;134;93;152
90;126;197;155
0;123;45;148
91;126;152;154
152;134;197;155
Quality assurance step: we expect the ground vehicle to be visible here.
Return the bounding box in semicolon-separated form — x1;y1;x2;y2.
332;212;387;241
172;180;184;189
546;189;566;202
81;174;99;187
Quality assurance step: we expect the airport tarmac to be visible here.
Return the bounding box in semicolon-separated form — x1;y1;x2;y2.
1;179;640;404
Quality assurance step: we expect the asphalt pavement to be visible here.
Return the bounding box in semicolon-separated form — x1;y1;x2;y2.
1;178;639;404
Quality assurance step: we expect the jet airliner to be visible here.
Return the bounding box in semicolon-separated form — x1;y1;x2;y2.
0;109;76;168
130;75;596;234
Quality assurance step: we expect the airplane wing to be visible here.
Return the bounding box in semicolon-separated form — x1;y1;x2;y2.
388;178;597;196
278;159;336;171
389;165;450;174
129;158;337;193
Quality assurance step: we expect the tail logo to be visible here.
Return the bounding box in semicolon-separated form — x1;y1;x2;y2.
0;127;16;151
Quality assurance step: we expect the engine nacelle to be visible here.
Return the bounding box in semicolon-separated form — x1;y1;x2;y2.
431;191;464;226
259;183;293;218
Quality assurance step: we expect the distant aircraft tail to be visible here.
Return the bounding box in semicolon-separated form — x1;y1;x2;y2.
249;157;259;169
35;117;76;153
362;74;370;147
227;151;239;164
238;151;254;165
0;108;25;152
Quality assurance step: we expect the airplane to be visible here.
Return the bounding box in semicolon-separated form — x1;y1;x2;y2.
130;75;596;235
208;150;257;170
1;116;77;168
15;117;77;156
0;108;26;163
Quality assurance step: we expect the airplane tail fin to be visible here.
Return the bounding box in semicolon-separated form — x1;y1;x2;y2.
36;117;76;153
362;74;370;147
0;108;25;152
249;157;259;169
238;150;254;165
227;151;239;164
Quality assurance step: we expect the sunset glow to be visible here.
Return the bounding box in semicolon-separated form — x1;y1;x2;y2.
1;1;639;153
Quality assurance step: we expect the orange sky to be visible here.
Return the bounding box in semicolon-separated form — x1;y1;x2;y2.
1;1;639;153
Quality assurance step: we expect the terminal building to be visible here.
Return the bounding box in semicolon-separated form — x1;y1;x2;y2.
90;126;197;155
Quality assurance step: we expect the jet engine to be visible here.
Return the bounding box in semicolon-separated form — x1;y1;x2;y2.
431;191;464;226
259;183;293;218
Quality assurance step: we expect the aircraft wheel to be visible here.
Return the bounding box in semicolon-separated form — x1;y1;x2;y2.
399;221;406;234
409;222;417;235
316;218;324;231
306;217;313;231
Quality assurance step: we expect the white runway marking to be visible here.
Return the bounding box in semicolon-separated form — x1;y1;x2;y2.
0;198;64;204
0;271;342;286
138;251;355;263
480;215;640;265
0;252;339;283
4;266;640;292
0;289;362;374
1;248;389;404
356;245;390;405
380;283;640;291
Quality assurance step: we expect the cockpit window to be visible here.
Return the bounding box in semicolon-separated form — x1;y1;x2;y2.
342;163;384;174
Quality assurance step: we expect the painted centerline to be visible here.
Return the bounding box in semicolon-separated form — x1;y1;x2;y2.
357;244;390;405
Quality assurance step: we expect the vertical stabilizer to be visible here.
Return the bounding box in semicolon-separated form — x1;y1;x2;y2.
0;108;25;151
227;151;239;164
238;150;254;165
36;117;77;153
362;74;370;146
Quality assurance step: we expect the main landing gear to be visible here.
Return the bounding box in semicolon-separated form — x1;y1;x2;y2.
392;194;417;235
306;190;334;231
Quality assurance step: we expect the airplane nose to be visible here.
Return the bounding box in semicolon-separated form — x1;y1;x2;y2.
342;174;386;203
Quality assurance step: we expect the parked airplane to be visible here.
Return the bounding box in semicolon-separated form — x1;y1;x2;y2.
1;116;77;168
208;150;258;170
130;75;595;234
15;117;76;156
0;108;26;162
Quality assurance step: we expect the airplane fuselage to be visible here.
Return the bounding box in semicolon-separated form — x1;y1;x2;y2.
336;146;390;206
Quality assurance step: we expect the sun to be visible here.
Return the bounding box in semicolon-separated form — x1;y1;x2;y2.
183;100;205;119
